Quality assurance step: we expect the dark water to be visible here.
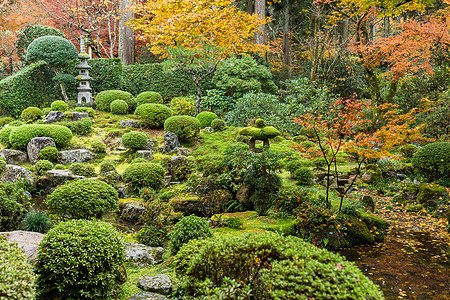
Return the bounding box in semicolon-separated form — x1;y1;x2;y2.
339;228;450;299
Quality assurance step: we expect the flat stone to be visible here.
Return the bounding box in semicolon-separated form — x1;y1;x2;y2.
0;149;28;165
138;274;172;295
46;169;85;186
136;150;154;161
117;146;127;151
72;112;89;121
0;230;44;263
43;111;64;124
27;137;56;164
120;120;139;128
0;165;35;187
58;149;95;164
124;242;164;267
128;292;168;300
121;203;146;223
176;148;190;156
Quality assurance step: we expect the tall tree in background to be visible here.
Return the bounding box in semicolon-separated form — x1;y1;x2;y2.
118;0;134;65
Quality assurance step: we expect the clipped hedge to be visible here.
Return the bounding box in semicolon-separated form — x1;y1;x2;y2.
35;159;54;175
88;58;122;94
412;142;450;180
45;178;118;219
135;91;163;106
95;90;135;112
211;118;226;131
122;162;165;192
54;118;92;136
0;121;24;148
164;115;201;141
122;131;148;150
69;162;96;177
9;124;73;151
39;146;58;162
168;215;213;254
0;235;36;300
35;219;124;299
134;103;173;128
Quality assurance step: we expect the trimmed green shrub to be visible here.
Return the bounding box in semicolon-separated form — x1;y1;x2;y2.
16;24;65;60
169;97;196;116
0;156;6;173
88;58;122;94
95;90;135;112
175;232;383;299
196;111;218;128
122;131;148;150
293;167;313;185
136;91;163;106
39;146;58;162
35;219;124;299
99;160;116;174
0;235;36;300
21;210;52;233
412;142;450;180
74;106;95;117
134;103;173;128
35;159;54;175
0;116;14;126
131;157;147;164
21;106;42;122
90;140;106;153
69;163;96;177
399;144;419;158
45;178;118;219
122;162;165;192
26;35;77;68
63;111;73;120
169;215;213;254
0;121;23;148
42;107;51;116
50;100;68;112
55;117;92;135
211;118;226;131
9;124;72;150
110;99;129;115
54;164;65;169
164;115;201;141
0;182;32;231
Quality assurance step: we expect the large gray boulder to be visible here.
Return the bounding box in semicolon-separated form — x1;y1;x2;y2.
58;149;95;164
120;120;139;128
128;292;168;300
0;149;28;165
124;242;164;267
46;169;85;186
0;230;44;263
72;112;89;121
146;139;158;151
162;131;181;154
43;111;64;124
136;150;154;161
0;165;35;187
121;202;146;223
138;275;172;295
27;137;56;164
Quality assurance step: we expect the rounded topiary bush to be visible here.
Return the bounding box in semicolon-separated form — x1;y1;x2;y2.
39;146;58;162
110;99;129;115
0;116;14;126
9;124;72;151
99;160;116;174
95;90;135;112
45;178;118;219
35;219;124;300
169;215;213;254
293;167;313;185
164;115;201;141
35;159;54;175
196;111;218;128
26;35;77;66
136;91;163;106
74;106;95;117
21;107;42;122
69;162;96;177
399;144;418;158
0;235;36;300
134;103;173;128
50;100;68;112
412;142;450;180
122;131;148;150
0;121;23;148
122;162;165;192
211;118;226;131
174;232;383;299
0;156;6;173
0;182;32;231
90;140;106;154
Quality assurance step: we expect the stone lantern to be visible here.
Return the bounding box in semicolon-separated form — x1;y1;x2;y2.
76;36;92;104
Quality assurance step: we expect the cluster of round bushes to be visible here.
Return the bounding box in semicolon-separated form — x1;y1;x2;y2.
196;111;218;128
412;142;450;180
35;219;124;299
45;178;118;219
95;90;135;112
135;103;173;128
21;107;42;122
0;182;32;231
122;162;165;192
135;91;163;106
122;131;148;150
50;100;68;112
164;115;201;141
110;99;128;115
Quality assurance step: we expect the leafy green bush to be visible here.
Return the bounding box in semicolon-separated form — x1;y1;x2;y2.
95;90;135;112
131;157;147;164
21;106;42;122
88;58;122;94
50;100;68;112
169;97;196;116
9;124;72;150
16;24;65;60
54;164;65;169
90;140;106;153
99;160;116;174
196;111;218;128
201;89;236;116
35;219;124;299
45;178;118;219
293;167;313;185
164;115;201;141
35;159;53;175
412;142;450;180
26;35;77;68
74;106;95;117
69;163;96;177
0;156;6;173
21;210;52;233
122;131;148;150
134;103;173;128
399;144;418;158
169;215;213;254
0;235;36;300
0;116;14;126
135;91;163;106
39;146;58;162
110;99;128;115
55;117;92;135
211;118;226;131
174;232;383;299
122;162;165;192
0;182;32;231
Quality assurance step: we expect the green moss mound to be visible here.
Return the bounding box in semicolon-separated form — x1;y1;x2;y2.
35;219;124;300
164;115;201;141
35;159;53;175
39;146;58;162
174;232;383;299
50;100;68;112
0;121;23;148
121;131;148;150
196;111;218;128
110;99;129;115
0;182;32;231
122;162;165;192
69;162;96;177
9;124;72;151
21;106;42;122
412;142;450;180
95;90;135;112
211;118;226;131
0;235;36;300
239;125;281;139
45;178;118;219
135;91;163;106
134;103;173;128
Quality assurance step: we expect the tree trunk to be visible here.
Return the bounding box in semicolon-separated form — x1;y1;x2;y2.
254;0;265;45
282;0;291;75
119;0;135;65
247;0;253;14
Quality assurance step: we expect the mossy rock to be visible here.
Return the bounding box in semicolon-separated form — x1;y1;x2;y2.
239;126;281;139
363;164;382;183
416;183;449;209
169;194;202;216
344;215;375;245
361;213;390;230
392;184;420;204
